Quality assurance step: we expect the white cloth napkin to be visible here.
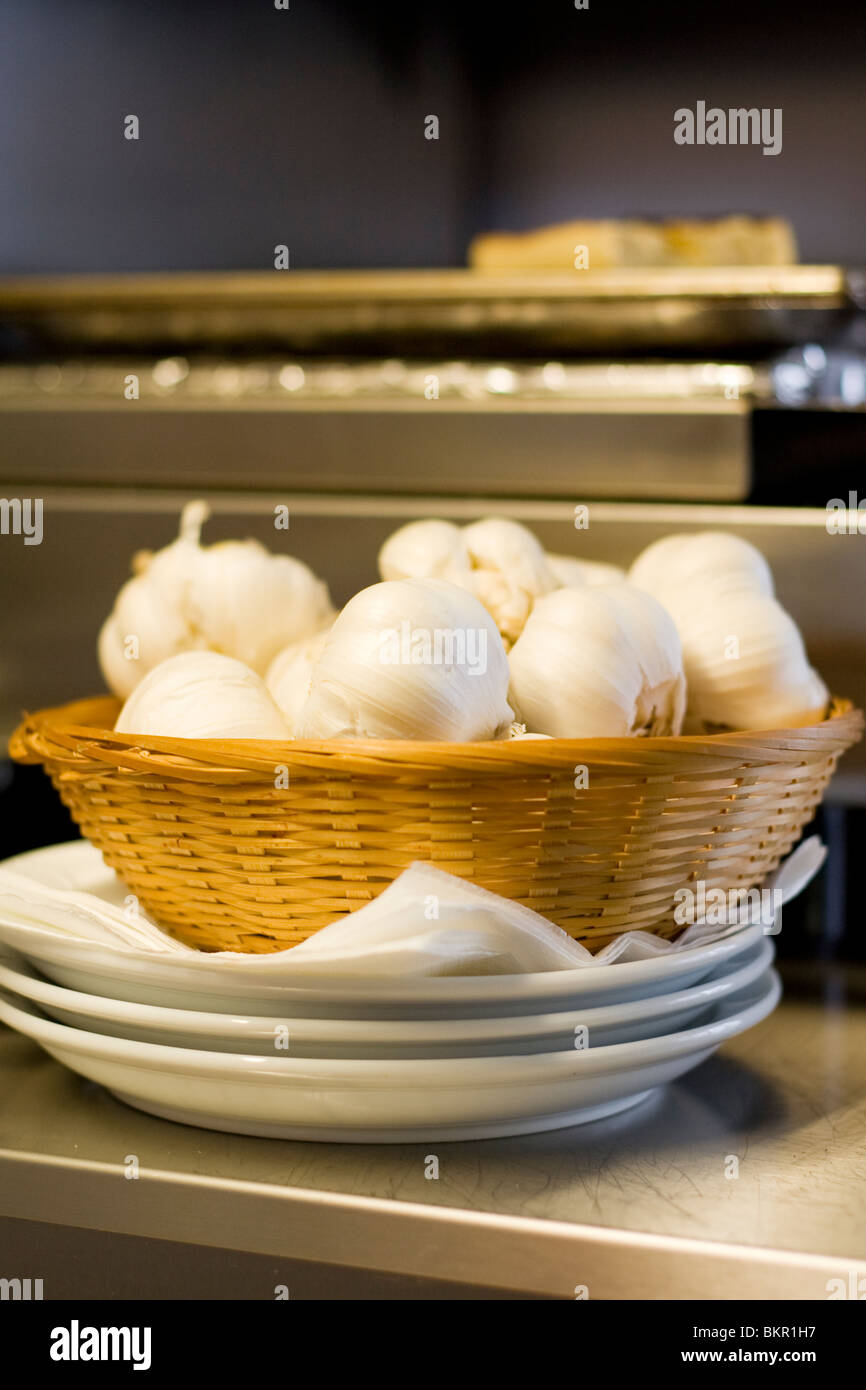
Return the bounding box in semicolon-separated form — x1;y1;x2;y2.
0;837;824;978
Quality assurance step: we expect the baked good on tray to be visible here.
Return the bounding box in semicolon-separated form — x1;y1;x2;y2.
468;215;797;270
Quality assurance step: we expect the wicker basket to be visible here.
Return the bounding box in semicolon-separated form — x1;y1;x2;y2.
9;695;862;954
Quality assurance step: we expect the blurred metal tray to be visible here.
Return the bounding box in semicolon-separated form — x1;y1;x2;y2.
0;268;856;357
0;357;752;503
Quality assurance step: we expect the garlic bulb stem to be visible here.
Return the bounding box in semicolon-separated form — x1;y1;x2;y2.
179;499;210;546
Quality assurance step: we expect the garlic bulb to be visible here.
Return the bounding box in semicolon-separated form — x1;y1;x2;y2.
668;589;829;731
378;519;471;583
115;651;292;740
629;532;774;608
98;501;333;698
508;584;686;738
187;541;333;675
297;578;513;741
98;501;211;699
265;625;333;732
630;530;827;730
460;518;560;646
98;578;202;701
547;554;627;588
377;516;560;647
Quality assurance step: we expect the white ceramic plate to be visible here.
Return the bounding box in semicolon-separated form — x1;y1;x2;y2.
0;938;774;1057
0;913;767;1018
0;971;781;1141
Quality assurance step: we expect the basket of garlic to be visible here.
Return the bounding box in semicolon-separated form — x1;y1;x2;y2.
10;506;862;954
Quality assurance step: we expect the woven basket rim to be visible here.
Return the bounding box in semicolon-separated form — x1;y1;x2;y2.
10;693;863;953
9;693;864;779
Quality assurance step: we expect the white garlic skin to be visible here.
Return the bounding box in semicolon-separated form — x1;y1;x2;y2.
115;651;292;740
498;721;551;740
462;517;556;594
459;517;560;646
297;578;513;741
98;501;333;698
629;531;774;608
135;498;210;595
187;540;333;675
98;501;209;698
547;554;627;588
377;516;560;647
630;530;828;731
265;625;333;733
508;584;686;739
98;577;201;701
378;519;471;583
673;590;829;731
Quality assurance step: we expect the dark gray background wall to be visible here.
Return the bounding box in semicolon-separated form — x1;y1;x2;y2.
0;0;864;271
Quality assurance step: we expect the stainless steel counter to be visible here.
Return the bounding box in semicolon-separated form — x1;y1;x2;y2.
1;962;865;1300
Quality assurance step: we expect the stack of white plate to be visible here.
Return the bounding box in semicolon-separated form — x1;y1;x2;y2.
0;843;781;1142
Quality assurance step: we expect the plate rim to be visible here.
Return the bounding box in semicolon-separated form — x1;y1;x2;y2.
0;937;774;1044
0;970;781;1086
